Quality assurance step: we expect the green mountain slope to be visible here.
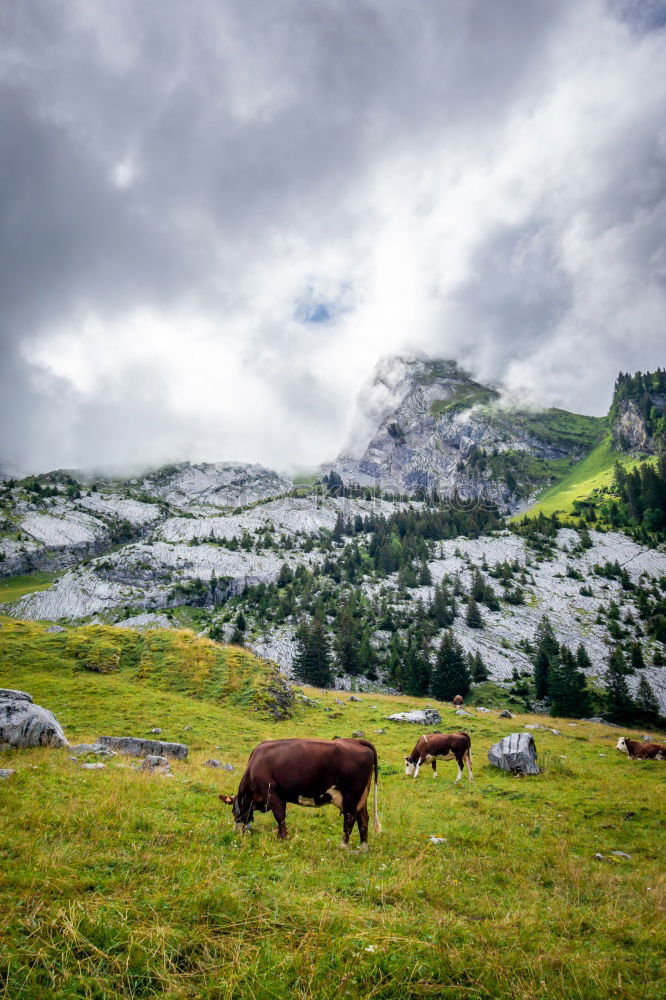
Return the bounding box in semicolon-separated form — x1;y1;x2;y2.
514;434;651;522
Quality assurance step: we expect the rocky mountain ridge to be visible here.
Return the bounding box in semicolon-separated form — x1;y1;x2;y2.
326;357;605;510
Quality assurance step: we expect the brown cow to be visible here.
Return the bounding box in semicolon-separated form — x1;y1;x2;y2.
220;737;381;849
616;736;666;760
404;731;473;781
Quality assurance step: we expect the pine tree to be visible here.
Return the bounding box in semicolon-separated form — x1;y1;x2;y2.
575;643;592;671
635;675;660;724
629;642;645;672
469;650;489;682
401;637;431;696
293;617;333;687
465;597;483;629
548;646;590;718
431;631;471;700
533;616;558;699
604;646;633;723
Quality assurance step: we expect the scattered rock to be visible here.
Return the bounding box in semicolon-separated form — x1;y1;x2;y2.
204;759;233;770
525;724;547;730
150;728;162;735
97;736;188;759
349;695;362;702
334;698;345;706
45;625;66;633
476;706;491;713
0;689;68;749
611;851;632;859
582;717;620;727
182;726;193;732
0;768;15;779
141;755;170;772
455;709;473;717
352;731;365;739
387;709;442;726
550;729;561;735
429;837;446;844
488;733;540;775
593;853;606;861
70;743;116;758
374;729;386;734
499;710;513;719
81;762;106;770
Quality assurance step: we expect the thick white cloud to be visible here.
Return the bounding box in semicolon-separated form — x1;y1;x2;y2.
0;0;664;473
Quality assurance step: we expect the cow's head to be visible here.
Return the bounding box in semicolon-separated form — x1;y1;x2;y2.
616;737;628;754
219;792;253;832
404;757;416;776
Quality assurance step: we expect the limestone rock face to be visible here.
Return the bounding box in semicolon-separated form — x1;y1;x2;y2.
0;689;68;748
387;709;442;726
488;732;540;775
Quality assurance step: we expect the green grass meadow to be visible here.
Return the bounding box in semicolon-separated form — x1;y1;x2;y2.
1;618;665;999
515;436;651;522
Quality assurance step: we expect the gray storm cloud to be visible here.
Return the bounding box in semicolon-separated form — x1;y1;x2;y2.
0;0;664;474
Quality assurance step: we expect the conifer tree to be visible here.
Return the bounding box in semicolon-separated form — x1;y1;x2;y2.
431;631;471;700
635;675;660;724
469;650;489;682
465;596;483;629
533;616;559;699
604;646;633;723
293;617;333;687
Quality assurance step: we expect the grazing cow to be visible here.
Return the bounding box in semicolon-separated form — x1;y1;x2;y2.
616;736;666;760
220;737;381;849
453;695;464;707
404;731;473;781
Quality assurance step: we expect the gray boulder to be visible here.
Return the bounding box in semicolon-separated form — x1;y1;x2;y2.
98;736;188;759
0;689;68;748
387;709;442;726
0;768;15;779
456;709;473;717
349;695;362;702
499;710;513;719
351;730;365;738
141;755;170;772
488;733;540;775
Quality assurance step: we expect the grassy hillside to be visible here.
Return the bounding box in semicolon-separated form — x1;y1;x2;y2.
1;620;665;999
514;435;651;522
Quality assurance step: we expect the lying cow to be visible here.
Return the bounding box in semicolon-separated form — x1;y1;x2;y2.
404;731;473;781
616;736;666;760
220;737;381;849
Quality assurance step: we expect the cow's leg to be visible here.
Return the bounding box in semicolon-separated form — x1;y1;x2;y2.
413;759;421;780
270;796;288;839
465;749;473;781
341;809;356;848
356;804;370;850
431;759;438;778
455;754;464;782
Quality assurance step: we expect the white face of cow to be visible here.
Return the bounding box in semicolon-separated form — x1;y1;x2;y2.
616;737;628;754
404;758;416;776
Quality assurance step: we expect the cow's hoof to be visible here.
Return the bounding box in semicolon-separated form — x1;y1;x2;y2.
357;842;369;853
339;841;351;850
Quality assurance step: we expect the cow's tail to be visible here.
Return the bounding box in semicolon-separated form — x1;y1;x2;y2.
354;738;381;833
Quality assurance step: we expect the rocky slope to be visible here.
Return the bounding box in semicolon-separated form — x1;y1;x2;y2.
326;356;604;510
0;462;292;576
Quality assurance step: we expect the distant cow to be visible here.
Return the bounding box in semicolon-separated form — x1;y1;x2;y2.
220;737;381;849
453;695;464;707
616;737;666;760
404;731;473;781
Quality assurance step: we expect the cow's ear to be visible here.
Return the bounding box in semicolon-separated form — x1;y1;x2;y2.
219;794;234;805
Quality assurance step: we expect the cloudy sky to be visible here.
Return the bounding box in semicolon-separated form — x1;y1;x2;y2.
1;0;665;474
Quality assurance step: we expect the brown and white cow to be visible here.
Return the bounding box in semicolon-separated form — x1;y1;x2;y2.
616;736;666;760
220;737;381;849
404;731;473;781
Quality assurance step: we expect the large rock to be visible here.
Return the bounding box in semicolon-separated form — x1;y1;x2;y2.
97;736;188;759
0;689;68;748
488;733;540;775
387;709;442;726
